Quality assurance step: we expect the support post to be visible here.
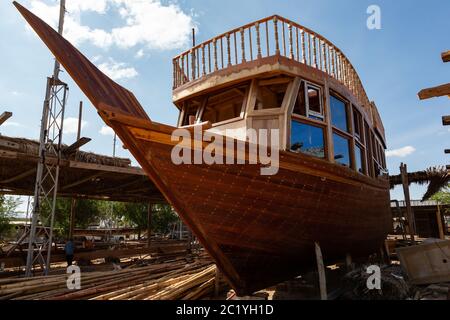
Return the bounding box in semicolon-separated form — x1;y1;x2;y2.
68;198;76;239
76;101;83;142
314;242;327;300
345;253;353;270
214;267;221;297
436;203;445;240
147;203;152;248
400;163;416;244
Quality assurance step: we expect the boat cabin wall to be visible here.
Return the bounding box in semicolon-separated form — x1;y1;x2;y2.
175;74;387;179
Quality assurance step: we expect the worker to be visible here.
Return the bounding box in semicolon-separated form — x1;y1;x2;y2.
64;238;74;267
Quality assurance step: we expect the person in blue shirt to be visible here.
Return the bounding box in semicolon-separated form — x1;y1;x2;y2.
64;238;74;266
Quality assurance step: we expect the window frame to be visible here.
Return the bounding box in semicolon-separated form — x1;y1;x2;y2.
290;117;327;159
197;83;250;127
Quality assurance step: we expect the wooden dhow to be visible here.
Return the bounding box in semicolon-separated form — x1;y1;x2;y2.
14;2;391;295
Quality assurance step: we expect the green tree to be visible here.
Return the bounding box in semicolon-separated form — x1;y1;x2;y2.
152;204;179;235
111;202;179;237
430;185;450;204
0;195;22;239
39;198;107;238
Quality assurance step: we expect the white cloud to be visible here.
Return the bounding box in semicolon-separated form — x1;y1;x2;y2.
99;125;115;136
29;0;195;52
97;57;138;81
135;49;145;58
2;121;21;127
11;91;21;96
63;117;87;134
386;146;416;158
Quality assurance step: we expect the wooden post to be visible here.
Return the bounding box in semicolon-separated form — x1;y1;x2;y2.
76;101;83;142
400;163;416;244
147;203;152;248
436;203;445;240
345;253;353;270
68;198;76;239
255;22;262;59
314;242;327;300
214;267;221;297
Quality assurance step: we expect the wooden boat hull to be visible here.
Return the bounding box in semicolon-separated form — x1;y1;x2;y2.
118;126;392;294
14;1;392;295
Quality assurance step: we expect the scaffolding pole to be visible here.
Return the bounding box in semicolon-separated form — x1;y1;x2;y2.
25;0;67;277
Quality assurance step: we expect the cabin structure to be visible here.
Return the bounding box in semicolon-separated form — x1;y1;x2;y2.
172;15;387;179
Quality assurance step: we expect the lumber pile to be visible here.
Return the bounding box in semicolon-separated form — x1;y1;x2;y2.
0;254;225;300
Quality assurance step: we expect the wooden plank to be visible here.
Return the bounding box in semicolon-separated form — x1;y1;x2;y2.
60;172;105;191
397;240;450;285
442;115;450;126
315;242;327;300
0;112;12;126
400;163;416;243
442;50;450;63
418;83;450;100
62;137;91;155
444;149;450;154
69;160;146;175
436;204;445;240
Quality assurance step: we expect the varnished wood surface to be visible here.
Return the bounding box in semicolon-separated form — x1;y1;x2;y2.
14;2;392;295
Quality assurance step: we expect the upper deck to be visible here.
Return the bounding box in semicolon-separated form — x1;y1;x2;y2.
171;15;383;130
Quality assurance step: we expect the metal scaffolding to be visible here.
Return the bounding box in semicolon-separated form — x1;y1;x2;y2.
25;0;67;276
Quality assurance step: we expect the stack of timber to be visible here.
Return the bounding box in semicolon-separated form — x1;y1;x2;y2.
0;254;225;300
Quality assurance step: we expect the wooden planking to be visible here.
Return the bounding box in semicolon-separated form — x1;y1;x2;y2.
397;240;450;285
68;161;147;176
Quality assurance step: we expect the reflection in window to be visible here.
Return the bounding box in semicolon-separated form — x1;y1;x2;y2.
201;85;247;124
307;87;321;116
290;121;325;158
330;95;348;132
333;134;350;167
255;78;289;110
353;107;362;141
293;82;323;120
355;144;365;174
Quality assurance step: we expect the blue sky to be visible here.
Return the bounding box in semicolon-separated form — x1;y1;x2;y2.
0;0;449;208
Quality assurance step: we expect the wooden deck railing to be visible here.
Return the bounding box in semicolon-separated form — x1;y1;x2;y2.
172;15;371;108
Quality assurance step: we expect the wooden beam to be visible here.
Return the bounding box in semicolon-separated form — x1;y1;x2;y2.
62;137;91;155
60;172;105;191
442;115;450;126
147;203;152;248
0;112;12;126
314;242;327;300
0;168;35;184
68;198;76;239
418;83;450;100
69;160;147;175
442;50;450;63
436;204;445;240
400;163;416;243
445;149;450;154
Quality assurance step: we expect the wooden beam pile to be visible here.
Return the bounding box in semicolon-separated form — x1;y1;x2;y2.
0;255;225;300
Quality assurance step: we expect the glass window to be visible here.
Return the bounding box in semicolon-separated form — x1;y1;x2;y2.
353;107;362;140
293;82;323;120
201;84;247;123
290;121;325;158
333;134;350;167
255;79;289;110
293;81;307;116
307;86;321;115
330;95;348;132
355;144;365;174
